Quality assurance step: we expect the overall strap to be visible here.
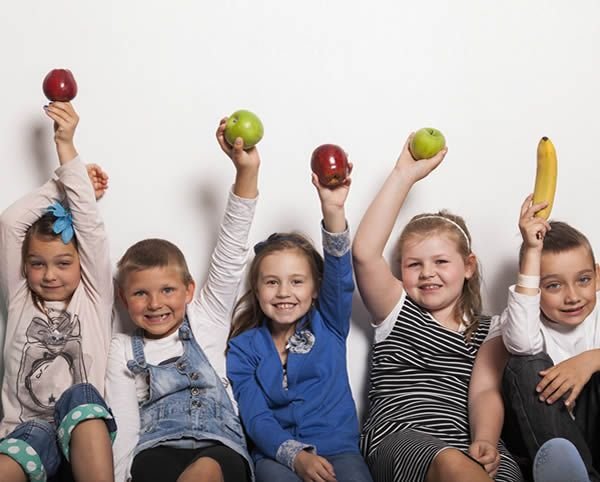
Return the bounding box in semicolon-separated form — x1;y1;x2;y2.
126;328;148;374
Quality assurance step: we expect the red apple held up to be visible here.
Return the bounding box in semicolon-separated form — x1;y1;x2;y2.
43;69;78;102
310;144;349;187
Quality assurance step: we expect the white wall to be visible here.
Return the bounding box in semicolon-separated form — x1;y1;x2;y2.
1;1;599;416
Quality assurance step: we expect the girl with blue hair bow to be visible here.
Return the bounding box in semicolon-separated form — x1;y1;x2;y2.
0;101;116;482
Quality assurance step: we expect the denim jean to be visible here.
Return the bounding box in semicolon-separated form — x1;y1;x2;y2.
255;452;373;482
503;353;600;482
533;438;589;482
0;383;116;482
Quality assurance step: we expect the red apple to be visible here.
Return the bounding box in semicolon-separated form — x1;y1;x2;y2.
310;144;349;187
43;69;78;102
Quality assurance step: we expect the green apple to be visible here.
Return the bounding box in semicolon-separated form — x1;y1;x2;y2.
409;127;446;160
224;110;264;150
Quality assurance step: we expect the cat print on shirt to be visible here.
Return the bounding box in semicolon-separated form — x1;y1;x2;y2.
16;309;87;421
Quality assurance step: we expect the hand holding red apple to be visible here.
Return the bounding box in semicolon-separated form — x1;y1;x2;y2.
310;144;350;188
43;69;78;102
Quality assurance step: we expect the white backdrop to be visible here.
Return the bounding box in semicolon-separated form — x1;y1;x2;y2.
1;1;599;417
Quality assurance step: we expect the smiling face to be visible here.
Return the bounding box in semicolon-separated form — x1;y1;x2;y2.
256;248;318;333
400;232;476;323
120;266;195;339
539;246;599;327
25;235;81;302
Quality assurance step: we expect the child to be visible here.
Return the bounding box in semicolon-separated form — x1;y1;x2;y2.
501;195;600;481
226;168;374;482
352;135;523;482
106;119;258;482
0;102;116;482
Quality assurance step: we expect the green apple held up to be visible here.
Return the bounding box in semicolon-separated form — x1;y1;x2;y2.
410;127;446;160
224;110;264;150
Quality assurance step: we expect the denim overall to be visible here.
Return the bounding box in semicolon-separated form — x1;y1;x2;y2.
127;318;253;478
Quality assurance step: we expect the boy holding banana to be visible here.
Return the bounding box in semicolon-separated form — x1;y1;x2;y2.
499;195;600;482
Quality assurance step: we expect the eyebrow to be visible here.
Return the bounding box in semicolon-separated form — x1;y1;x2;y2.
541;269;594;282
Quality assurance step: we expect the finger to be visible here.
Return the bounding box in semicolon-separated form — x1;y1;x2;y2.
530;200;549;216
540;375;567;402
519;194;534;217
347;162;354;174
565;385;582;408
44;107;70;125
421;146;447;171
320;458;336;477
311;173;322;189
544;380;572;404
402;133;415;157
315;464;337;482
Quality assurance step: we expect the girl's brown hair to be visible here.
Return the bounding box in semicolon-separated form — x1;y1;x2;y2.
397;210;483;341
228;232;324;342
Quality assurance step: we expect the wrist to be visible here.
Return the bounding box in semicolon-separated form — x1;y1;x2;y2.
56;143;78;164
517;273;540;289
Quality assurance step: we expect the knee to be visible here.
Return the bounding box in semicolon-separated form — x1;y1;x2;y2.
428;449;485;480
503;353;553;387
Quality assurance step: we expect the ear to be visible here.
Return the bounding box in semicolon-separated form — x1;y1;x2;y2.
595;263;600;286
464;253;477;280
185;279;196;304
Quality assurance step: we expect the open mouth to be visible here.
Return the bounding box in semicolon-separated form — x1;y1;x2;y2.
144;313;171;323
419;284;442;291
273;303;296;310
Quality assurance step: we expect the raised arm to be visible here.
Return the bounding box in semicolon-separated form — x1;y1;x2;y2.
44;103;113;310
311;171;354;338
352;135;446;323
194;119;260;328
468;335;510;478
502;195;548;354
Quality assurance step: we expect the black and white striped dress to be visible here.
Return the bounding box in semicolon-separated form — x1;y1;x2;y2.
361;294;523;482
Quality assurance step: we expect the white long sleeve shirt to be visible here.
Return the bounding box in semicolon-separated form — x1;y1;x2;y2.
502;285;600;364
105;189;257;482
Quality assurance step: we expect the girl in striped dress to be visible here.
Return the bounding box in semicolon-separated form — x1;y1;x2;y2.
352;135;523;482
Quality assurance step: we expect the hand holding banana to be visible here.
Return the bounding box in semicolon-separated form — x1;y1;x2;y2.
532;136;558;220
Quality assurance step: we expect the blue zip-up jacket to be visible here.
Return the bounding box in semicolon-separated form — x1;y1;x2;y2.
227;227;361;470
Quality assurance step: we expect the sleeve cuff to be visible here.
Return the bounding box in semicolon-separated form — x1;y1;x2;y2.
509;284;541;302
276;439;316;471
54;155;84;176
229;185;259;204
321;221;350;256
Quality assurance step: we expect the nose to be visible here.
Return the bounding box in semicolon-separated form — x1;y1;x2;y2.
419;263;435;280
276;283;290;297
564;285;581;304
42;266;56;282
148;293;163;310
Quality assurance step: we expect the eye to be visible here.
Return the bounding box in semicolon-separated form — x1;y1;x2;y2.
291;279;304;286
58;261;72;268
133;290;146;297
407;262;420;268
578;276;592;285
29;261;44;268
163;287;175;294
435;259;449;265
265;279;278;286
544;282;561;291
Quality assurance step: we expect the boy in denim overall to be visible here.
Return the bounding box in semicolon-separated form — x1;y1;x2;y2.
106;119;259;482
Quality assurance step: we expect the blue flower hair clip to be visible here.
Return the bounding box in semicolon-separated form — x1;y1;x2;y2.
47;202;74;244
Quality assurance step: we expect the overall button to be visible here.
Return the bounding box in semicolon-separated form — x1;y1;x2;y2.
176;361;187;371
190;372;199;381
191;400;199;407
191;387;200;396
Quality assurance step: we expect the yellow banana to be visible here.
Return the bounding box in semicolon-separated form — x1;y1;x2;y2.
532;136;558;219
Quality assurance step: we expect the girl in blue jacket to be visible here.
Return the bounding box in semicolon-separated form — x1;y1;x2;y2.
227;168;373;482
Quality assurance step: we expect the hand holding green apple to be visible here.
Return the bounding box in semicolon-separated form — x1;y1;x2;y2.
224;109;264;150
409;127;446;160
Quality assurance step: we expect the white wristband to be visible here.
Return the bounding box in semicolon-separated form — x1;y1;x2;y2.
517;273;540;289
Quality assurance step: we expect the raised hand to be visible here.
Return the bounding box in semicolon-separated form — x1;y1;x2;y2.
215;117;261;172
394;133;447;184
519;194;551;248
44;101;79;163
86;163;109;200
